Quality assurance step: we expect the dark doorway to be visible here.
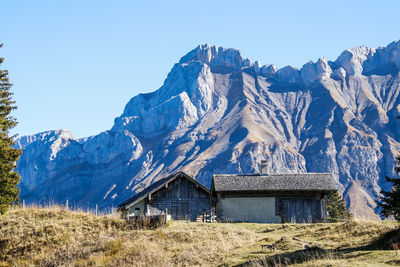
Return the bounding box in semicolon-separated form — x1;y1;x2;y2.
171;200;189;219
285;199;315;223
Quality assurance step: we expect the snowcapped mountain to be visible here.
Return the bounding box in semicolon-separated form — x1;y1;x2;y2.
16;41;400;218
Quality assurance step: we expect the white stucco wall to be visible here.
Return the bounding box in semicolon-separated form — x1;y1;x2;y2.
127;200;145;217
219;197;282;223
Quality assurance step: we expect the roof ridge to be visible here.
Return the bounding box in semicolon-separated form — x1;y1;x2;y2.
213;173;261;176
268;173;331;175
214;173;331;176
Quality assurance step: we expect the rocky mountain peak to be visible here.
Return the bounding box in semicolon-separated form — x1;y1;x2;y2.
334;45;374;76
300;57;333;84
15;129;76;149
362;40;400;75
15;40;400;219
179;44;249;69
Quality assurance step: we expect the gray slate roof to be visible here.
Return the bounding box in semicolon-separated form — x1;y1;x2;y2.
212;173;337;192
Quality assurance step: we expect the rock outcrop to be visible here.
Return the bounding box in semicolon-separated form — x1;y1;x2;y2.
16;40;400;218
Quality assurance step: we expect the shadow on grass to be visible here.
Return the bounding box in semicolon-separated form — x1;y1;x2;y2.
234;237;398;267
231;226;400;266
260;229;276;234
233;247;329;266
249;251;276;255
234;247;372;267
386;259;400;265
367;227;400;250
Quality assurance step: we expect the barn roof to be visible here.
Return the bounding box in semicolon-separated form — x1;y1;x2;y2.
212;173;337;193
119;171;210;209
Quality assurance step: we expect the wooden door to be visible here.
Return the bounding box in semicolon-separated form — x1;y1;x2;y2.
171;200;189;219
289;200;297;223
287;199;314;223
171;201;179;218
304;200;313;223
179;201;189;219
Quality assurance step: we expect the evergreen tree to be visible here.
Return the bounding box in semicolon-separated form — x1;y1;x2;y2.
0;44;22;215
377;155;400;221
327;191;352;221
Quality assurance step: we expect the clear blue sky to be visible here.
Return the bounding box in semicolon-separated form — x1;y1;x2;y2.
2;0;400;138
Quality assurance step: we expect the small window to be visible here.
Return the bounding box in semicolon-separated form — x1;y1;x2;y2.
135;208;140;211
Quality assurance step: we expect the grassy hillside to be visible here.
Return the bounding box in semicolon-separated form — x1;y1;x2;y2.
0;206;399;266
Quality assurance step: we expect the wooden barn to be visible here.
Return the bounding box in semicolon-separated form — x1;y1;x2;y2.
211;162;337;223
119;171;211;221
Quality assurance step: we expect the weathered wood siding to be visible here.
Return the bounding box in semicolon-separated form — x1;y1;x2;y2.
145;176;211;221
276;197;323;223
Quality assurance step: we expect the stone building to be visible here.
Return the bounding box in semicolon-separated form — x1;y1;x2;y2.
119;171;211;221
210;161;337;223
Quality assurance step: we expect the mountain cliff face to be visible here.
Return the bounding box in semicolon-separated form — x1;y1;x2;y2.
16;41;400;218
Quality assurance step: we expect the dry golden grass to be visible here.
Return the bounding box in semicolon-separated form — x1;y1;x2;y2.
0;206;257;266
0;206;399;266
